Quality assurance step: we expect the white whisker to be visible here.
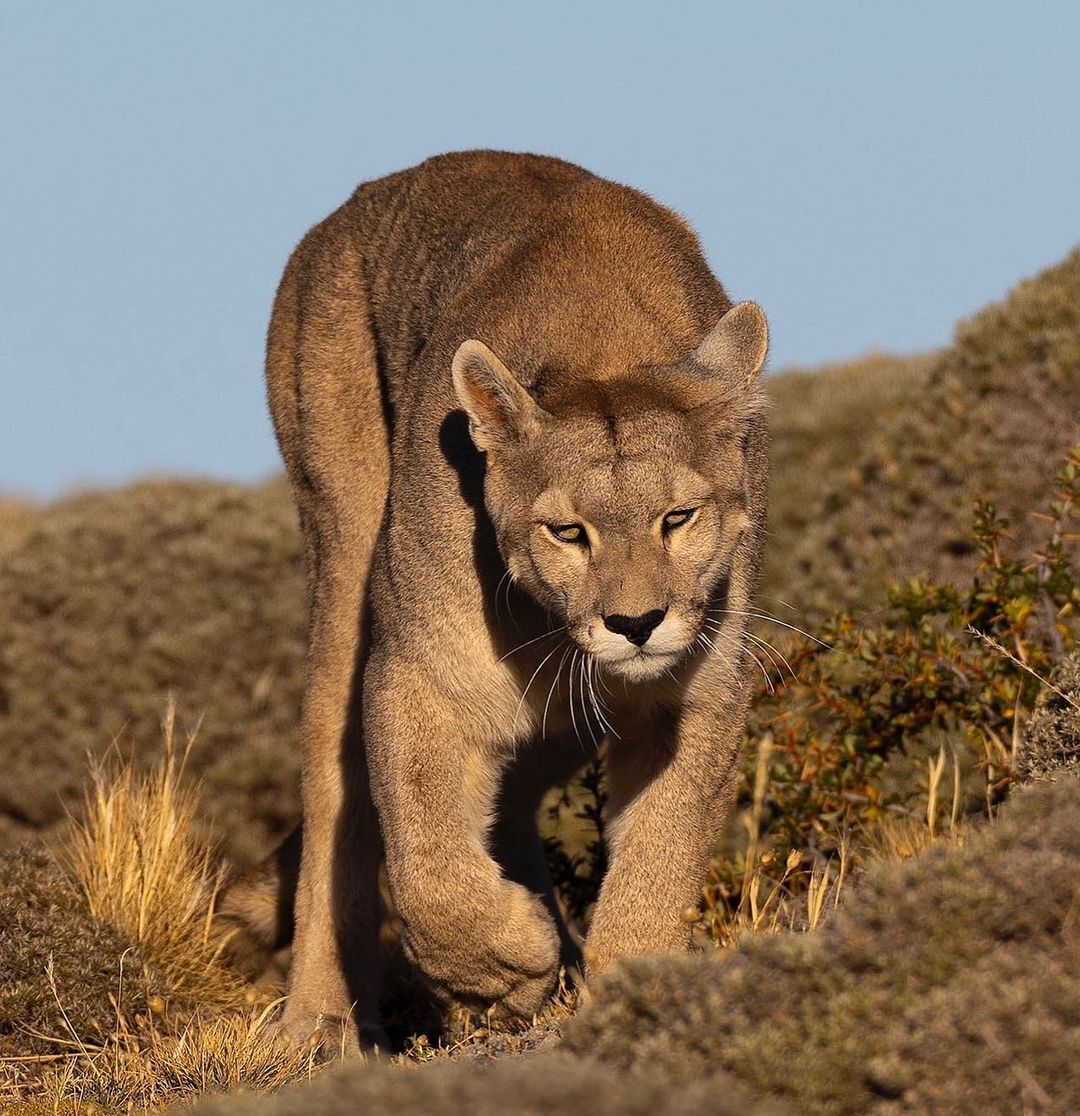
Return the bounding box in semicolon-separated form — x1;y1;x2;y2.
511;641;564;736
704;621;786;682
755;593;799;613
579;653;601;746
704;625;773;694
586;657;619;739
709;608;831;649
595;662;614;700
568;650;584;747
698;629;737;675
743;629;798;682
497;625;565;663
742;644;775;694
542;643;573;739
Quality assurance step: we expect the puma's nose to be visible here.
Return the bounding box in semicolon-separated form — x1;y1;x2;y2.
603;608;667;646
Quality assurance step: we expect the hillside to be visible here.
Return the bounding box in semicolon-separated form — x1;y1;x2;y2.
0;247;1077;861
767;245;1080;615
0;481;305;864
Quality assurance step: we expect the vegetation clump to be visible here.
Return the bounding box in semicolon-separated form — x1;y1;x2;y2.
1019;644;1080;782
0;719;320;1114
188;1050;770;1116
0;848;142;1063
713;447;1078;905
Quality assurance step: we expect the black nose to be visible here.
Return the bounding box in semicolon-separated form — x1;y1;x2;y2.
603;608;667;646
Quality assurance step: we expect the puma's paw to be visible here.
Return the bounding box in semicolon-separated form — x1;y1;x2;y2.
400;883;560;1019
271;1003;387;1060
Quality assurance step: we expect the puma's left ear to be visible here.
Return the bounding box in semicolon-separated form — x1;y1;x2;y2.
452;339;547;452
693;301;769;387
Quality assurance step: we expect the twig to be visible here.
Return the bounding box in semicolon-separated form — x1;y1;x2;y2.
966;626;1079;712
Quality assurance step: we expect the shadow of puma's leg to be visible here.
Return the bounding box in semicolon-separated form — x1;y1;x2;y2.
490;733;598;971
217;826;302;978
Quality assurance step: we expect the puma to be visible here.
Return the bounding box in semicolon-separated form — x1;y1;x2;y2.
241;150;768;1049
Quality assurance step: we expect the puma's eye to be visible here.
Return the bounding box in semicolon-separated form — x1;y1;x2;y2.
663;508;697;532
548;523;587;544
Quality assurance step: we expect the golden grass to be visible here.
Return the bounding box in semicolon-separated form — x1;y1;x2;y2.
699;734;856;949
703;731;975;949
18;998;321;1114
863;745;966;861
61;703;246;1010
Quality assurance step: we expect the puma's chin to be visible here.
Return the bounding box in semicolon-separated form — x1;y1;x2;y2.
600;648;683;682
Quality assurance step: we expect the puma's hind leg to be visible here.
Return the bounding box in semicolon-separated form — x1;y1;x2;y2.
265;216;391;1052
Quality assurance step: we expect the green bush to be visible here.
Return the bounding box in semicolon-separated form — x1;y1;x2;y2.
738;446;1076;842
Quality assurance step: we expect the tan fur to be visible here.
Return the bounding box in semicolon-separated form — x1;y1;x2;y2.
253;150;768;1048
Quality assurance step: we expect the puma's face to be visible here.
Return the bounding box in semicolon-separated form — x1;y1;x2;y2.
489;405;753;681
452;302;768;683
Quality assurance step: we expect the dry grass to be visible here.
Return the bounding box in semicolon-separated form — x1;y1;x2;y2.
863;744;966;861
62;703;246;1009
704;732;974;950
697;733;855;949
24;1000;321;1114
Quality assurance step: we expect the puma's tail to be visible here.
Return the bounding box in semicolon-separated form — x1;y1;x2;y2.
216;826;301;974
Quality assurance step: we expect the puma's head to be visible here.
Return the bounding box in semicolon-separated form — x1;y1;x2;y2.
452;302;768;682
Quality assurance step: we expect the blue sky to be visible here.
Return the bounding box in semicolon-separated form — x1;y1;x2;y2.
2;2;1078;496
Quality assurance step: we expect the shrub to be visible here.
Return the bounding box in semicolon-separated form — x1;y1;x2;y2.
0;849;142;1064
703;445;1079;936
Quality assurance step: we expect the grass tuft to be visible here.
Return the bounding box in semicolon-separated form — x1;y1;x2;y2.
61;702;246;1010
31;999;321;1114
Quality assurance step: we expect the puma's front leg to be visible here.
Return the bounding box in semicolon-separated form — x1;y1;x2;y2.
364;652;560;1017
585;691;748;975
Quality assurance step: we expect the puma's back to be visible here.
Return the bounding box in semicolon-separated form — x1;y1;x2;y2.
316;150;731;431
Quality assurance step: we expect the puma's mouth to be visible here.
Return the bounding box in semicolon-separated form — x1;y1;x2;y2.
579;613;694;681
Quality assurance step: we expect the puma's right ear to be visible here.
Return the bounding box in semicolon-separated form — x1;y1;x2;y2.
452;339;546;451
693;301;769;388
